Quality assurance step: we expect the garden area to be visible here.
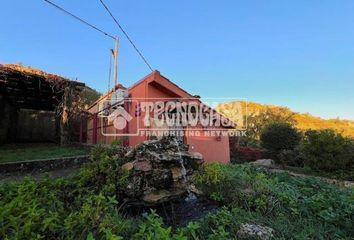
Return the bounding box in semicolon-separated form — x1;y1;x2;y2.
1;105;354;239
0;143;90;182
0;139;353;239
225;106;354;182
0;143;88;163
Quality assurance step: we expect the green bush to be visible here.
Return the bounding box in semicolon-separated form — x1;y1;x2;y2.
193;163;354;239
1;144;354;239
260;122;301;154
301;129;354;171
75;144;130;195
0;144;135;239
277;148;305;167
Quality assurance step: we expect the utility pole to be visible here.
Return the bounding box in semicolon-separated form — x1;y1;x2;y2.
113;36;119;90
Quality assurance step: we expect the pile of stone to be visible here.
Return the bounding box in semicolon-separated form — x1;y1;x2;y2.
236;224;274;240
121;137;203;205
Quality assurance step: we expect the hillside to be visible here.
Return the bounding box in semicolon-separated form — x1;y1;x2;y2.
217;101;354;138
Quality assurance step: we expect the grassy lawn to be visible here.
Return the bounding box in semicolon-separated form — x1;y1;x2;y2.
0;143;88;163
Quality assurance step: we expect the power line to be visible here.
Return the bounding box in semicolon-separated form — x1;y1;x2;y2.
43;0;115;40
99;0;154;72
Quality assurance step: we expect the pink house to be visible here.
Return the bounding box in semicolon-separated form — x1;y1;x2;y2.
84;71;233;163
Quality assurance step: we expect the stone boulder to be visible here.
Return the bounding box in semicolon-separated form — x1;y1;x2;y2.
236;224;274;240
122;136;204;205
250;159;274;167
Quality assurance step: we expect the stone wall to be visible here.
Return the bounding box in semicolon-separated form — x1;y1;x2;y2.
16;109;56;142
0;96;18;144
0;155;89;174
0;96;57;144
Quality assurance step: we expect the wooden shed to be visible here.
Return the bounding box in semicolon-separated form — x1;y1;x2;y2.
0;64;85;145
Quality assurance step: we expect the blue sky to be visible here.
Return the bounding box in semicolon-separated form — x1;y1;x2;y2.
1;0;354;119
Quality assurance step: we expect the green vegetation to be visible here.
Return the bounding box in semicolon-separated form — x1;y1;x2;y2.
1;145;353;239
0;144;88;163
79;87;101;108
260;122;301;153
244;106;296;141
277;148;305;167
219;101;354;180
279;165;354;182
217;101;354;138
193;163;354;239
259;126;354;177
0;144;131;239
301;129;354;171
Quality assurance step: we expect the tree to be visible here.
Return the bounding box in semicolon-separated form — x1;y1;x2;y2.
217;102;297;148
247;107;296;140
260;122;301;153
301;129;354;171
79;87;101;108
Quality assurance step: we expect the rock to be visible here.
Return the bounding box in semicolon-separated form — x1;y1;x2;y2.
124;148;135;160
149;169;173;189
124;176;144;198
143;189;185;204
134;160;152;172
190;152;203;160
250;159;274;167
171;167;183;180
121;161;134;171
237;224;274;240
189;184;203;195
122;136;203;205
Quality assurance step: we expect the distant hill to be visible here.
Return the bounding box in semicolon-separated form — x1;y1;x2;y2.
217;101;354;138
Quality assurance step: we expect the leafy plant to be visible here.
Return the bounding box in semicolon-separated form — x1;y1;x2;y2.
301;129;354;171
193;162;354;239
1;143;354;239
260;122;301;157
277;148;305;167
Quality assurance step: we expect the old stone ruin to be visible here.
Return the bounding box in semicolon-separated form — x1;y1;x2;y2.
121;136;204;206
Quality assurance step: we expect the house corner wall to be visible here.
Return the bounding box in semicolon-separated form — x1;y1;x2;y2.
187;134;230;164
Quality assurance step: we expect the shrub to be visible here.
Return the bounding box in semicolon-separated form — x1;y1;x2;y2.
231;146;264;163
229;134;265;164
277;148;305;167
260;122;301;153
2;141;354;239
74;144;130;196
193;163;354;239
301;129;354;171
193;163;276;209
0;144;134;239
